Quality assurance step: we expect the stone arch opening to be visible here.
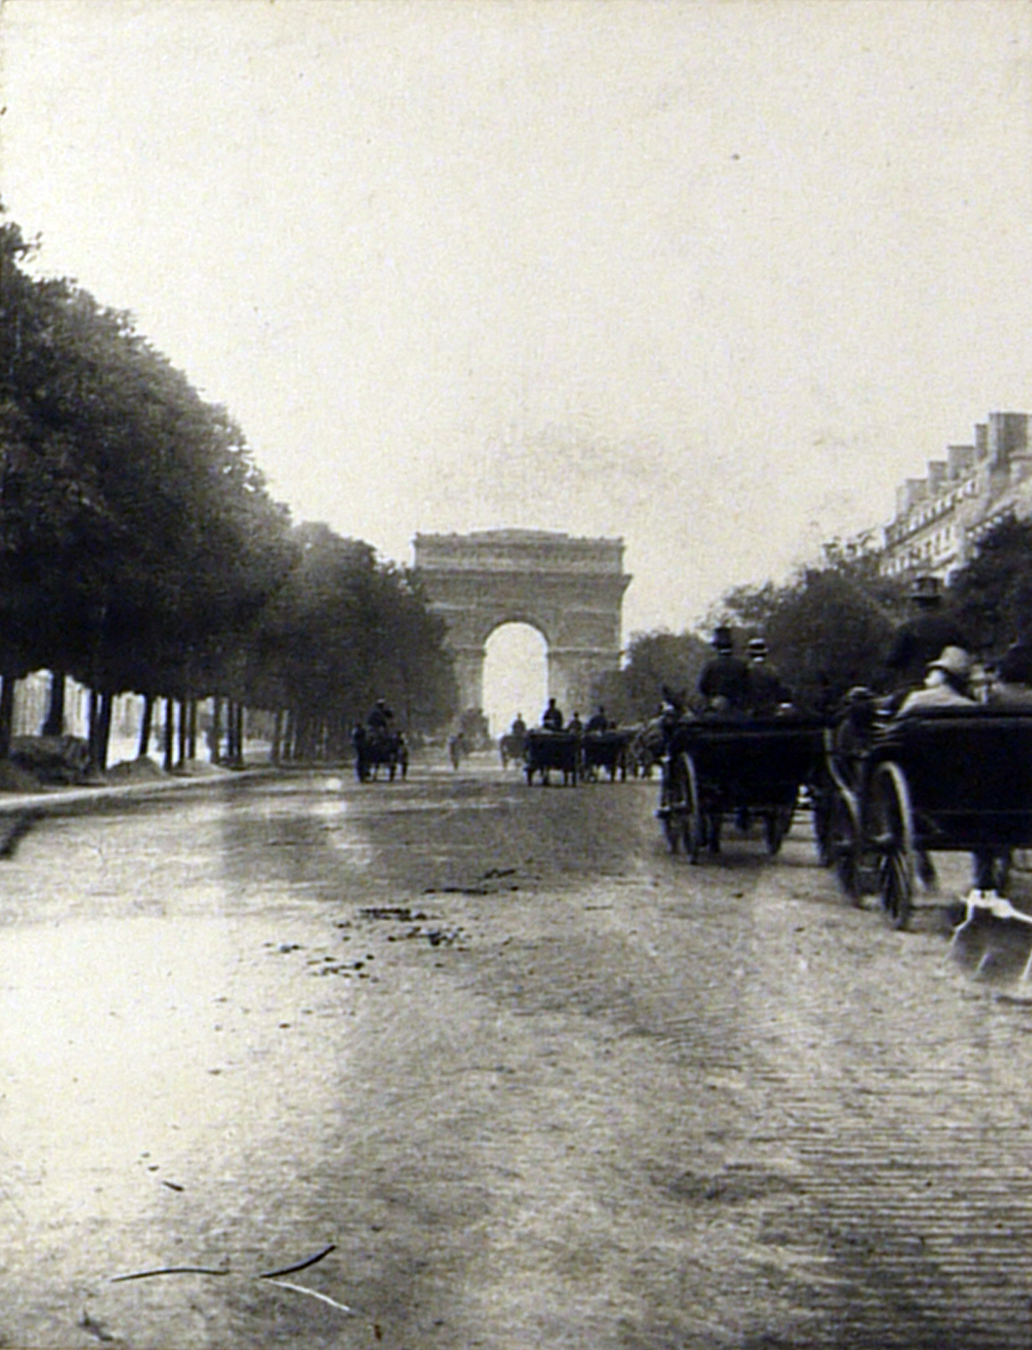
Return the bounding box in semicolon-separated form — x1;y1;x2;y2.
412;530;631;722
482;622;548;737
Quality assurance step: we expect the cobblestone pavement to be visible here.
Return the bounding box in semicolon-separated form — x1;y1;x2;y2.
0;759;1030;1348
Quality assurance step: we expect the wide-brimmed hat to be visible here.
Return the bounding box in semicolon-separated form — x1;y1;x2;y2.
747;637;767;655
929;645;972;679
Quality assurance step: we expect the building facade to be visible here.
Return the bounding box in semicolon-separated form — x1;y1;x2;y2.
873;411;1032;582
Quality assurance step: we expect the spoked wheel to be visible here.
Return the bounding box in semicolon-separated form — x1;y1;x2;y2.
682;754;706;863
870;761;916;930
764;805;794;856
658;752;689;853
828;790;864;904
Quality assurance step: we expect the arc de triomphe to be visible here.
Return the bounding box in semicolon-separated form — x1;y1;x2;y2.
412;530;632;717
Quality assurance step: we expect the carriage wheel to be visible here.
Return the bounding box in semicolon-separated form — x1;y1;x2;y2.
827;791;864;903
682;754;707;863
764;806;794;856
871;761;915;930
810;781;834;867
658;753;689;853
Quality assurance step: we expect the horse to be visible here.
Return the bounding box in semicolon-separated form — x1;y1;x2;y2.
499;732;525;768
580;728;634;782
352;725;408;782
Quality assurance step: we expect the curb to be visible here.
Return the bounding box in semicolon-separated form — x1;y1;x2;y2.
0;765;277;820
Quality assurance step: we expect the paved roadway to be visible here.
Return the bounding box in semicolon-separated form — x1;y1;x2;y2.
0;755;1031;1349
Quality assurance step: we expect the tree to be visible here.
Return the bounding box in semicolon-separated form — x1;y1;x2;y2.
246;524;458;759
590;630;712;723
950;515;1032;657
708;555;909;713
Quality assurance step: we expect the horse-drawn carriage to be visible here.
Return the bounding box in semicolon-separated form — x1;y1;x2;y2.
820;706;1032;930
579;728;634;782
351;726;408;782
656;713;826;861
523;729;580;786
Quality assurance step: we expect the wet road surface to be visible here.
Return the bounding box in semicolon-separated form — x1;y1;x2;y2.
1;758;1031;1348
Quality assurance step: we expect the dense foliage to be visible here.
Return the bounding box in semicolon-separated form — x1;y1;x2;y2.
0;205;457;763
601;555;912;721
949;516;1032;656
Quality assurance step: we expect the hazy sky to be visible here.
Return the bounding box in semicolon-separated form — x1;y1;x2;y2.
3;0;1031;642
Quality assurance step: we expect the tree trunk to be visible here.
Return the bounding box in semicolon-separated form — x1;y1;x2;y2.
271;709;283;765
86;688;101;774
0;676;15;760
42;671;66;737
163;697;175;772
177;698;187;767
188;699;197;760
235;703;245;767
96;692;113;773
210;696;222;764
138;694;154;759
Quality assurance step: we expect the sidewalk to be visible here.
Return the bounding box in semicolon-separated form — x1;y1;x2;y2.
0;756;276;820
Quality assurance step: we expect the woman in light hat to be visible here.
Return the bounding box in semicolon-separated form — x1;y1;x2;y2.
898;646;976;715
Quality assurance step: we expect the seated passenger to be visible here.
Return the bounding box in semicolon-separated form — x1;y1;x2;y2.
368;698;394;732
585;705;609;734
698;626;750;715
988;641;1032;707
541;697;564;731
510;713;528;738
897;647;976;714
745;637;792;715
567;711;584;735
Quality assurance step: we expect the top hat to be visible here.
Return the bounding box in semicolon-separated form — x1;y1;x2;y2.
712;625;733;650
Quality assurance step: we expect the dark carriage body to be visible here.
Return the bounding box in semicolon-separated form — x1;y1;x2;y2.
658;713;826;859
580;728;634;781
871;707;1032;852
824;705;1032;930
523;729;580;785
671;715;826;813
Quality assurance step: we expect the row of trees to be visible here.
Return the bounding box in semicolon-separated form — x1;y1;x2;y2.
0;207;457;769
594;521;1032;722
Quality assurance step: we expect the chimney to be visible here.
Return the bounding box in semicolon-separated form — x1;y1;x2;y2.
947;444;975;480
975;423;988;459
927;461;947;496
896;478;928;516
988;412;1028;469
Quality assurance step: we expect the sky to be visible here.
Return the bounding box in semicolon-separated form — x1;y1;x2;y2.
2;0;1032;659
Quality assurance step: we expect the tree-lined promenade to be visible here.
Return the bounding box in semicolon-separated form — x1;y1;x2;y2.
0;207;457;772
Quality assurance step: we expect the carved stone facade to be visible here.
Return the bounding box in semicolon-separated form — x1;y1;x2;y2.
412;530;631;718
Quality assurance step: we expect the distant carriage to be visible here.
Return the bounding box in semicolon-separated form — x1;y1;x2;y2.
523;729;580;786
352;726;408;782
579;728;634;782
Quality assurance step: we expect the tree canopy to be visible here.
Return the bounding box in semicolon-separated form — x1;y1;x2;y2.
0;203;458;756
